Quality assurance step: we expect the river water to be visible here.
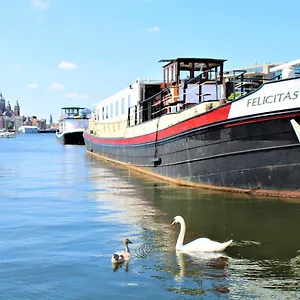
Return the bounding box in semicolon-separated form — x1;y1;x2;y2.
0;134;299;299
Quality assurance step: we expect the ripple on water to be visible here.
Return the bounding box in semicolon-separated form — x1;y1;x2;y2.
134;228;171;261
13;279;83;300
1;136;300;299
234;240;262;247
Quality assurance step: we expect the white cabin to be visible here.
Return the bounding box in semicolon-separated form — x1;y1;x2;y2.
58;107;90;134
93;79;162;124
19;125;39;134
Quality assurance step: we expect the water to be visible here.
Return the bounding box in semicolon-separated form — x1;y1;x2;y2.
0;134;299;299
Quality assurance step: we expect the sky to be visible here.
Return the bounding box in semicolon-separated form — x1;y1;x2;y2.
0;0;299;123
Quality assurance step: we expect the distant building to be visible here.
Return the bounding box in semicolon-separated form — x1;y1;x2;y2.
14;101;20;116
0;93;21;118
31;116;38;127
24;116;32;126
0;94;5;114
37;118;46;130
0;116;5;130
5;101;11;112
0;93;50;131
14;116;24;132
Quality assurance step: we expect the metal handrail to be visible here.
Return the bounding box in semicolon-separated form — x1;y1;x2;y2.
127;68;223;126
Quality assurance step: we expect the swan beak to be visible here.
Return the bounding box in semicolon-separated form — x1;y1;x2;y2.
171;220;175;226
128;239;133;244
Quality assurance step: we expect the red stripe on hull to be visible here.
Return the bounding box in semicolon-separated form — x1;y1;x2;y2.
157;104;231;140
84;104;231;145
84;107;300;146
224;111;300;128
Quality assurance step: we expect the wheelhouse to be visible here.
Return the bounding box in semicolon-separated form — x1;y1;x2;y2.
60;107;88;120
128;57;226;125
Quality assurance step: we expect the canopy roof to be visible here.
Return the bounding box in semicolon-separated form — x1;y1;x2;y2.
159;58;227;71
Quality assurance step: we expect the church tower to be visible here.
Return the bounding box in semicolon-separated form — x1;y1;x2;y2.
6;100;11;112
0;93;5;114
14;101;20;116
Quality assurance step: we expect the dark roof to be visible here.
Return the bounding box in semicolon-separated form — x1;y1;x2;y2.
159;58;227;71
61;107;86;110
159;58;227;63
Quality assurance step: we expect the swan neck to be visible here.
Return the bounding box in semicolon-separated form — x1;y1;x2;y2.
125;243;130;253
176;219;186;249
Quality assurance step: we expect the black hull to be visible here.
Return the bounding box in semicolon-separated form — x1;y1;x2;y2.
84;113;300;197
56;131;85;145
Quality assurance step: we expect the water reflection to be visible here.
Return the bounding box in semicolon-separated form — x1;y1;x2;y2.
290;253;300;277
175;251;229;280
173;251;231;296
87;156;300;299
112;261;129;272
2;135;298;299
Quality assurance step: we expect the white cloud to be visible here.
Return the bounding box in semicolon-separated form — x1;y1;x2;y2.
58;61;78;69
147;26;160;32
46;83;64;91
65;93;88;99
26;83;38;89
30;0;51;10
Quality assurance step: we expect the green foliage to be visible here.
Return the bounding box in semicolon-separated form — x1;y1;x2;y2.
228;92;241;100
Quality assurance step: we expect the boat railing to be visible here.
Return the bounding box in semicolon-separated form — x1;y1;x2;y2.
225;69;281;100
225;70;247;100
127;70;223;126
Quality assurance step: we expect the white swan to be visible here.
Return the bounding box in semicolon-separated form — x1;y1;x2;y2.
111;238;132;263
171;216;233;252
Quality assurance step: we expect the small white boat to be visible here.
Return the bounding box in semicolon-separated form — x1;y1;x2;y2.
0;130;16;138
56;107;90;145
18;125;39;134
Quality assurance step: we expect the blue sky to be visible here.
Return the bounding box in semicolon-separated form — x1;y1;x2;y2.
0;0;299;122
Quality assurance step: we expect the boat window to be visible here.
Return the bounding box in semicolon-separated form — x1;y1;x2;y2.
102;107;104;120
173;64;177;81
121;97;125;114
208;70;216;80
106;105;108;119
110;103;113;118
194;70;202;78
143;84;161;121
180;70;191;81
274;70;282;79
128;95;131;109
115;100;119;117
96;108;99;121
294;65;300;77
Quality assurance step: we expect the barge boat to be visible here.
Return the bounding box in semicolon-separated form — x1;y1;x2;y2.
84;57;300;198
